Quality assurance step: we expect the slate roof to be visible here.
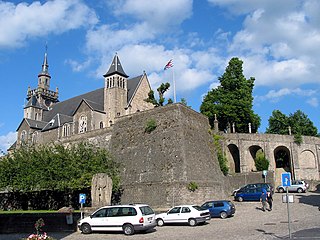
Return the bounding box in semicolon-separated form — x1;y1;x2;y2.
24;95;43;109
103;54;129;78
42;114;73;131
42;88;104;122
16;118;47;131
40;75;142;131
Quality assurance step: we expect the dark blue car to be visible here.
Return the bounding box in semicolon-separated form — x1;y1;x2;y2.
201;200;235;219
234;187;265;202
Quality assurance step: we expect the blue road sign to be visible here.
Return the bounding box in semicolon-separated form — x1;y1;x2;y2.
281;172;291;187
79;193;86;204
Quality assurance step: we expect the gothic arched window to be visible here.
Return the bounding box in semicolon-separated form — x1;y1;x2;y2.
21;130;27;144
79;116;87;133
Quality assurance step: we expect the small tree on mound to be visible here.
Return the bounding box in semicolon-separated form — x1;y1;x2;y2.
255;149;269;171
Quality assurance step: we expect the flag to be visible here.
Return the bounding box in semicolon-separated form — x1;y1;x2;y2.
164;59;173;70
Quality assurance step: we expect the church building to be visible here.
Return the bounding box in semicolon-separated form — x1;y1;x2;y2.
14;52;154;148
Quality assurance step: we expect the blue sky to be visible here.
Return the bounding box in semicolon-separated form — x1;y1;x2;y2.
1;0;320;154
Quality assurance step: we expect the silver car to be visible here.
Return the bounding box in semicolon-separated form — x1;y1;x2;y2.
277;180;308;193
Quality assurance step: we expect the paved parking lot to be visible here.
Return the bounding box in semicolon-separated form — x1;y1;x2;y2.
2;191;320;240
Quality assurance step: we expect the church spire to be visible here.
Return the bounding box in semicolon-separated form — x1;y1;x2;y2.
103;53;128;78
39;44;49;76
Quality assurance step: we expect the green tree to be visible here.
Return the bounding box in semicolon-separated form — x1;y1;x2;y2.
265;110;289;135
255;149;269;171
0;143;120;192
145;82;171;107
266;109;318;137
200;58;261;133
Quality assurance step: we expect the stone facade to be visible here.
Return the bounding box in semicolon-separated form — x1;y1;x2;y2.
223;133;320;186
91;173;113;208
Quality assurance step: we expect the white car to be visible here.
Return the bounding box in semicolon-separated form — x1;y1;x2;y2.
155;205;211;227
78;204;156;235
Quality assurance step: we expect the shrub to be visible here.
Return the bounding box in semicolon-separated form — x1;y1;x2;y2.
145;119;157;133
187;181;198;192
213;134;229;175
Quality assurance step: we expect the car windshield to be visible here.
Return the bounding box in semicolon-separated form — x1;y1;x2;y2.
192;205;202;211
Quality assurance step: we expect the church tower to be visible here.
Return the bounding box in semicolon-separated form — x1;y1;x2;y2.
103;54;129;126
24;50;59;120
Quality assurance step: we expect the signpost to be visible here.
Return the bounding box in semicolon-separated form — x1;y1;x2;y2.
281;172;292;239
79;193;86;219
262;170;268;183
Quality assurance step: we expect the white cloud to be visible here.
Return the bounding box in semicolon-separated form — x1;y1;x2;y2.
256;88;317;103
0;131;16;155
65;58;92;72
0;0;98;48
110;0;193;32
307;97;318;107
208;0;320;88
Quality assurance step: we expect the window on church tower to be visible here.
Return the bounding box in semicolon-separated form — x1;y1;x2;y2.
99;121;104;129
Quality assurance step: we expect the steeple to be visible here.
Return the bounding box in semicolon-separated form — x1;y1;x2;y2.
38;45;50;77
26;46;59;108
103;53;129;78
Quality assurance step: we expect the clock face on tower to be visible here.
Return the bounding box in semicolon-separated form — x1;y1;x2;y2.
45;99;51;107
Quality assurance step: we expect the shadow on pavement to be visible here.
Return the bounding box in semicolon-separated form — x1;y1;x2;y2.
296;191;320;207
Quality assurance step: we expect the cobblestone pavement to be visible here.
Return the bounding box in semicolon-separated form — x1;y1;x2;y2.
2;191;320;240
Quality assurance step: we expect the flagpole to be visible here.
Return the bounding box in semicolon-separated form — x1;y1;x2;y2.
173;67;176;103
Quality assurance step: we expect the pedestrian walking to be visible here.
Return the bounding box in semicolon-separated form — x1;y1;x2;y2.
260;188;268;211
267;191;273;211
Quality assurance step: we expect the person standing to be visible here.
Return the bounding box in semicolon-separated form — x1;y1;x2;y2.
267;191;273;211
260;188;268;212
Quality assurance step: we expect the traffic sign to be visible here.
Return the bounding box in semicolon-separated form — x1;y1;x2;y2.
281;172;291;187
79;193;86;204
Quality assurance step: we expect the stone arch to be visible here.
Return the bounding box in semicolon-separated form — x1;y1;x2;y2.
274;146;291;171
227;144;240;173
274;146;292;185
248;145;263;171
299;150;316;169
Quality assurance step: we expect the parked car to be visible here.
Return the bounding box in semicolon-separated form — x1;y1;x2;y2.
78;204;156;235
232;183;274;196
277;180;308;193
155;205;211;227
234;187;265;202
201;200;235;219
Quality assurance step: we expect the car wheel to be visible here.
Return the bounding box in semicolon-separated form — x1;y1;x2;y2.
188;218;197;226
278;188;284;193
297;188;303;193
81;223;92;234
157;218;164;227
123;224;135;235
220;211;228;219
238;197;243;202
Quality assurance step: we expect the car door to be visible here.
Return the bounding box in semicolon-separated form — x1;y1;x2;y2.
290;180;298;191
89;208;108;231
165;207;182;223
244;188;256;200
180;207;192;222
213;202;224;216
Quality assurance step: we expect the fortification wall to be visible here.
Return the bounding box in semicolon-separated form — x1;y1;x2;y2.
109;103;231;209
